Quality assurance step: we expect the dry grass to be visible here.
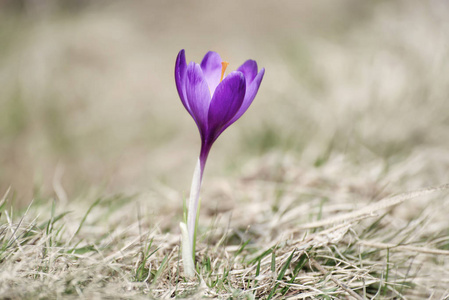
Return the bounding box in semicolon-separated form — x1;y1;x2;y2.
1;0;449;299
1;156;449;299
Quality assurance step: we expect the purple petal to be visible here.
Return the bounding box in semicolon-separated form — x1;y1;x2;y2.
175;49;191;114
185;62;211;138
207;71;246;142
200;51;222;96
228;67;265;125
237;60;258;85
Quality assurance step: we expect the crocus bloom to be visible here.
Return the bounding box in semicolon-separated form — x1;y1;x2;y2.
175;49;264;275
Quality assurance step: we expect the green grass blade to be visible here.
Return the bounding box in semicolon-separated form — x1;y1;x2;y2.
152;253;170;285
71;198;101;239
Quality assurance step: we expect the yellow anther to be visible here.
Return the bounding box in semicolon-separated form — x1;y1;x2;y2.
220;61;229;82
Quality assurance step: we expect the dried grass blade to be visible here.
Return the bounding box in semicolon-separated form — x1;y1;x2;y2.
300;183;449;229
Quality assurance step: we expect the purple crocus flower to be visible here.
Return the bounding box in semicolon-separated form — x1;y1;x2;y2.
175;49;265;173
175;49;264;275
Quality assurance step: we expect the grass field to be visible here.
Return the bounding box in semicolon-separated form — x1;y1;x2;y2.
1;1;449;299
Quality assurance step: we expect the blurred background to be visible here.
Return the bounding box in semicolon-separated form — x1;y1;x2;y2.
1;0;449;205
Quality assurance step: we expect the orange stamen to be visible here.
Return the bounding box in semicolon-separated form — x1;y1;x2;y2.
220;61;229;82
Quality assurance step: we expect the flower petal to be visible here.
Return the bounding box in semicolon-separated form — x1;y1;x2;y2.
207;71;246;142
237;60;258;85
200;51;222;96
175;49;191;114
228;68;265;125
185;62;211;138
